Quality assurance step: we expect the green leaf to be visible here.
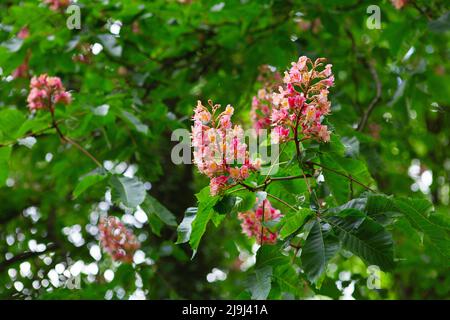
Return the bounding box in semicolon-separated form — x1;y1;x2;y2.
429;12;450;33
325;211;394;270
176;207;197;244
142;195;177;227
189;187;220;254
255;245;289;269
320;154;349;204
365;194;400;225
394;198;450;258
214;195;237;215
319;133;346;156
121;110;149;135
0;109;25;142
73;174;107;199
320;154;374;205
301;219;340;282
2;37;23;52
0;147;12;185
279;208;312;240
110;175;146;208
247;266;273;300
272;264;302;296
328;197;368;214
148;210;164;236
234;191;257;212
341;136;360;158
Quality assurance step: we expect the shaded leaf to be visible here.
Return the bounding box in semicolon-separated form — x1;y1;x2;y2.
247;266;273;300
279;208;312;240
189;187;220;254
142;195;177;226
73;174;107;199
326;211;394;270
301;219;340;282
110;175;146;208
176;207;197;244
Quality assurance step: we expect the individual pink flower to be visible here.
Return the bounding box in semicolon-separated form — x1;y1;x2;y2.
391;0;408;9
238;199;283;245
271;125;290;144
43;0;70;11
12;61;29;79
271;107;289;124
17;27;30;39
191;100;260;195
98;216;140;264
250;65;282;134
210;176;229;196
27;74;72;111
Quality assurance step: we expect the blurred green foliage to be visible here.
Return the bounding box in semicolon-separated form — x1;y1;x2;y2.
0;0;448;300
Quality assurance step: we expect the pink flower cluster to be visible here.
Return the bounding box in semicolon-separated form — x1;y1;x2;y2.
27;74;72;111
192;100;261;195
250;65;282;134
238;199;282;244
12;28;30;79
98;216;141;264
270;56;333;143
43;0;70;11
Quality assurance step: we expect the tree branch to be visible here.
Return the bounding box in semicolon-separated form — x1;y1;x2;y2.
0;244;58;273
357;58;382;131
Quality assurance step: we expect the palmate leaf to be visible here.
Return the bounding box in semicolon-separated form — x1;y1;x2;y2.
110;175;146;208
301;219;340;282
188;187;220;255
325;210;395;270
394;198;450;258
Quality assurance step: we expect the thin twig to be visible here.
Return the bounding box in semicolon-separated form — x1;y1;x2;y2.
0;244;58;273
357;59;382;131
266;193;297;212
50;111;102;168
308;161;376;193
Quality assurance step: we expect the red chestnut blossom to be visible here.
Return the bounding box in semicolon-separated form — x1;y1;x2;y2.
27;74;72;111
238;199;283;244
269;56;334;143
98;216;140;264
192;100;261;195
250;65;282;134
43;0;70;11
